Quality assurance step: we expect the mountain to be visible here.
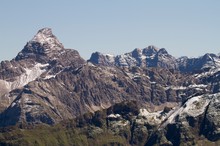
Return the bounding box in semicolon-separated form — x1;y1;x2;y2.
89;45;178;69
89;46;220;74
0;28;219;145
0;28;85;112
177;53;220;72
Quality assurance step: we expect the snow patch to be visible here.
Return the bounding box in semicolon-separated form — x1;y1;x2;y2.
136;109;166;125
166;84;207;91
44;74;56;79
195;67;220;78
182;96;209;117
11;102;16;107
0;63;49;92
104;54;115;63
107;114;121;119
165;94;213;125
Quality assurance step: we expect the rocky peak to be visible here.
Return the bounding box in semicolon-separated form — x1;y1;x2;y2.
143;45;158;56
89;45;178;69
131;48;142;58
202;53;217;61
30;28;64;50
157;48;168;55
15;28;64;61
201;53;220;69
89;52;115;66
89;52;103;64
178;53;220;73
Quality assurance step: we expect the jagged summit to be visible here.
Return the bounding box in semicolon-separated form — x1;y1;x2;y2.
142;45;158;56
30;28;64;50
89;45;177;69
89;45;220;72
15;28;65;61
31;28;53;41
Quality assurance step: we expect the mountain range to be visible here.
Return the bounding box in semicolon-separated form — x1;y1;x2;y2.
89;45;220;73
0;28;219;146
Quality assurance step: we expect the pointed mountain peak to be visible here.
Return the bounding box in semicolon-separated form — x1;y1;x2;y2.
143;45;159;52
15;28;65;61
142;45;158;56
158;48;168;54
30;28;64;50
89;52;115;66
31;28;53;42
132;48;142;58
147;45;159;51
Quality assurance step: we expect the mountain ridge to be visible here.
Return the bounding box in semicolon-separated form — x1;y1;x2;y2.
0;28;219;145
89;45;220;73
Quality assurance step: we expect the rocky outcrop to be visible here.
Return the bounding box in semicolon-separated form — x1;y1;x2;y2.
145;93;220;145
201;96;220;141
89;52;115;66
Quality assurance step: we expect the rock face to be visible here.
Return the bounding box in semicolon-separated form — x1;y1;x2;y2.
177;53;220;73
0;28;220;145
15;28;64;61
0;62;201;127
0;28;85;113
90;52;115;66
145;93;220;145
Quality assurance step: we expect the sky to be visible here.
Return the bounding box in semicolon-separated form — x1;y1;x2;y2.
0;0;220;61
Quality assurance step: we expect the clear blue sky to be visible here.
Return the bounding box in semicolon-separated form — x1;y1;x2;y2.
0;0;220;61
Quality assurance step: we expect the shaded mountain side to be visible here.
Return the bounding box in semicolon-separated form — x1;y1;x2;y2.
0;63;205;127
